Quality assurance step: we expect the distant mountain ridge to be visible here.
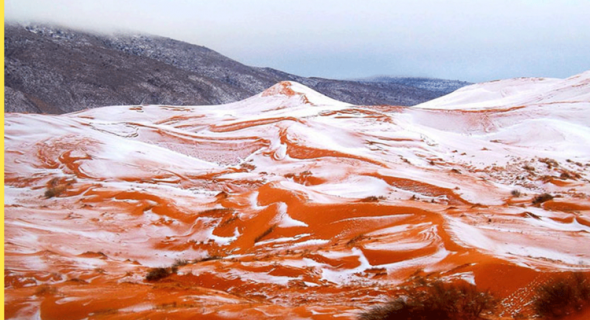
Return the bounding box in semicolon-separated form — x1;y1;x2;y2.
358;76;470;95
5;23;471;114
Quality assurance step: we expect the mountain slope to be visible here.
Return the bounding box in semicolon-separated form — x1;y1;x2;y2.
4;72;590;319
359;76;470;95
4;24;250;114
5;23;470;114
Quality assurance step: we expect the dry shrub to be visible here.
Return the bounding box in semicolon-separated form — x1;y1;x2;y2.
539;158;559;169
172;259;188;267
44;177;75;198
533;273;590;319
195;255;223;263
532;193;554;205
560;171;580;180
145;265;180;281
44;187;61;198
359;281;497;320
361;196;385;202
511;189;522;197
146;267;170;281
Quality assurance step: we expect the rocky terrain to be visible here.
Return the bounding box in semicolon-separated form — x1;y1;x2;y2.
5;23;470;114
4;70;590;319
358;75;469;95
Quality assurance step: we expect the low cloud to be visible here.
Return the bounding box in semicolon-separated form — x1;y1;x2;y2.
6;0;590;82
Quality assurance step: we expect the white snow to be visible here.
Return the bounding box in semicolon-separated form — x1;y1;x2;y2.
415;71;590;110
4;71;590;312
447;217;590;266
320;248;372;284
275;203;308;228
308;175;391;199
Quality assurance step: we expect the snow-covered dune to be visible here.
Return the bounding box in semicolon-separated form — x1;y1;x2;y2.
414;70;590;110
5;74;590;319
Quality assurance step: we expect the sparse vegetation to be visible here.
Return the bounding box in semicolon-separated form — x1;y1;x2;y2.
361;196;386;202
358;280;497;320
346;234;367;247
146;267;171;281
533;273;590;319
559;172;572;180
254;225;276;243
44;187;59;198
172;259;189;267
34;284;57;296
532;193;554;205
240;162;256;171
145;264;180;281
559;171;580;180
44;177;67;198
44;177;77;198
539;158;559;169
565;159;583;167
197;255;223;263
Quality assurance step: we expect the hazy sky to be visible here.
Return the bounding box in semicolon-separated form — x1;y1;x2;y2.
6;0;590;82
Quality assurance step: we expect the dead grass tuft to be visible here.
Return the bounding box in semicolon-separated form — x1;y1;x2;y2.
358;280;497;320
532;193;554;205
533;273;590;319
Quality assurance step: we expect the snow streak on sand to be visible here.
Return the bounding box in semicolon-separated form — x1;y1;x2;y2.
4;77;590;319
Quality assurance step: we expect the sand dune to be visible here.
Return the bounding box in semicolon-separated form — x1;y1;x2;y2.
4;74;590;319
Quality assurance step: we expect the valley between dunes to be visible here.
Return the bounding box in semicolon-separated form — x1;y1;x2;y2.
4;73;590;319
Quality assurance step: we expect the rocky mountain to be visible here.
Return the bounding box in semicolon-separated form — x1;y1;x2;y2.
358;76;471;95
5;23;470;114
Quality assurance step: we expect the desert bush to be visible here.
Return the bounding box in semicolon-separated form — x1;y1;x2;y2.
44;187;59;198
358;281;496;320
361;196;385;202
146;267;170;281
45;178;66;198
532;193;554;205
172;259;188;267
145;264;180;281
511;189;522;197
560;171;580;180
44;177;75;198
195;255;223;263
539;158;559;169
533;273;590;319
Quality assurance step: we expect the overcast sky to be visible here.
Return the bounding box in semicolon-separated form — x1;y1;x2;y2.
5;0;590;82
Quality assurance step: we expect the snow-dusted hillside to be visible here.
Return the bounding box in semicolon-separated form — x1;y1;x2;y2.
4;72;590;319
414;71;590;110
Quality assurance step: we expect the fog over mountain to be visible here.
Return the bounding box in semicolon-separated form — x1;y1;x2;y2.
5;23;470;114
6;0;590;82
